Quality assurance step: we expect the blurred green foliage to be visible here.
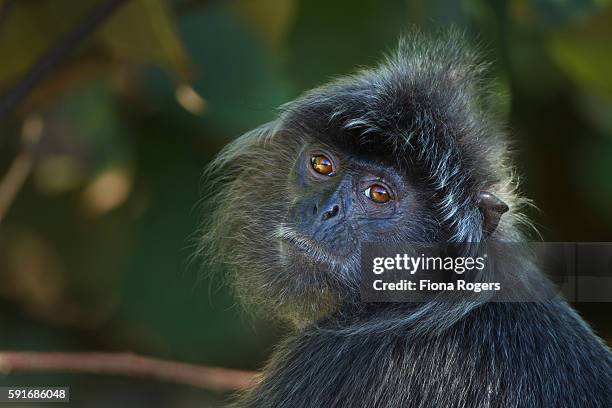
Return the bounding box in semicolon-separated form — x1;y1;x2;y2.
0;0;611;406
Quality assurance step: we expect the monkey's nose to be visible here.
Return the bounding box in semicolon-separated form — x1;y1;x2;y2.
321;205;340;221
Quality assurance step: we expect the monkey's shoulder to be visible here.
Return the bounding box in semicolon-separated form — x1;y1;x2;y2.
238;302;612;408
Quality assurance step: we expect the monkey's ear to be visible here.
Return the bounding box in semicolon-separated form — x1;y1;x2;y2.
477;191;509;237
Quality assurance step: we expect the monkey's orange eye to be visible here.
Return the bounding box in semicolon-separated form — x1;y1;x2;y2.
364;184;391;203
311;155;335;176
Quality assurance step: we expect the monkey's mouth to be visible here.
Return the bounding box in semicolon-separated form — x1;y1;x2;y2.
275;225;343;268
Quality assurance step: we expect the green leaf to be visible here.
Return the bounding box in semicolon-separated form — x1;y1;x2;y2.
548;6;612;98
511;0;610;26
97;0;191;79
0;0;190;94
0;1;92;90
230;0;297;49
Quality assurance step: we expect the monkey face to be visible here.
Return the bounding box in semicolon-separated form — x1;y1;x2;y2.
278;143;436;290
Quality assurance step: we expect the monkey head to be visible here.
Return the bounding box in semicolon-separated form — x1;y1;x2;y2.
201;31;520;325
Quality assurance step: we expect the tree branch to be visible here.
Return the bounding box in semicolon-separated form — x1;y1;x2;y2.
0;0;129;123
0;351;258;393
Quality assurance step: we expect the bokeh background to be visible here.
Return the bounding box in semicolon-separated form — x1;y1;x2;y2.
0;0;611;406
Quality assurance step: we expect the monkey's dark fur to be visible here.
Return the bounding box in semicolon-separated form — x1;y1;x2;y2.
202;31;612;407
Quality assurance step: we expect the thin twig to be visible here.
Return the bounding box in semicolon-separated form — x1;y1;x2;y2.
0;351;258;392
0;0;130;123
0;152;32;223
0;114;43;223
